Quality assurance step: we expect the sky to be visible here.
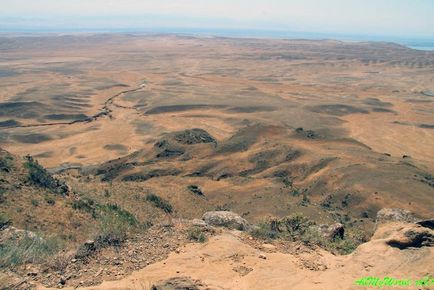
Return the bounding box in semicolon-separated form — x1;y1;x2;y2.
1;0;433;38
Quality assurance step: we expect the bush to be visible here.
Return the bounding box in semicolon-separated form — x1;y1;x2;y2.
280;213;314;239
96;212;129;247
31;199;39;207
44;196;55;205
72;198;97;218
249;222;279;240
24;156;68;195
145;193;173;213
94;204;139;248
249;213;364;255
0;154;13;172
298;193;310;206
0;234;63;267
187;226;206;243
99;203;137;226
0;213;11;229
187;185;204;196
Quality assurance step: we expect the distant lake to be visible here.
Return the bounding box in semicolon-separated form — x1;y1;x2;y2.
1;26;433;51
406;46;434;51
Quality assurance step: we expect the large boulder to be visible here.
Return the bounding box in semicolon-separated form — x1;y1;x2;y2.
376;208;419;224
323;223;344;240
373;222;434;249
202;211;249;231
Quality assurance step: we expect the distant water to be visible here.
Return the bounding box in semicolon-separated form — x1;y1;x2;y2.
2;26;433;51
405;46;434;51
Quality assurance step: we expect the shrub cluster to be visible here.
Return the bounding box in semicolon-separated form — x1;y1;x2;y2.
187;226;207;243
24;156;68;195
145;193;173;213
249;213;367;255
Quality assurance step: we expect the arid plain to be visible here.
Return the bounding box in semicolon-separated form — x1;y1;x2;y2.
0;34;433;289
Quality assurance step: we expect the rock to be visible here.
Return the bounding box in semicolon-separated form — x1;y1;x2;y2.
416;218;434;230
202;211;250;231
191;219;207;227
75;240;96;259
259;253;267;259
324;223;344;240
59;276;67;285
380;223;434;249
261;243;276;250
0;226;41;243
376;208;419;224
311;223;345;240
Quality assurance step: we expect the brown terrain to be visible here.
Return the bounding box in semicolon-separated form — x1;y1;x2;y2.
0;34;433;289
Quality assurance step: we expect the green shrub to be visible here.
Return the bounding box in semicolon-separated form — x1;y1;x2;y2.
187;226;206;243
249;213;364;255
72;198;97;218
44;196;55;205
96;211;133;247
249;222;279;240
99;203;137;226
24;156;68;195
280;213;314;239
299;193;310;206
290;189;300;196
145;193;173;213
0;187;6;203
93;203;139;248
31;199;39;207
187;185;204;196
0;213;11;229
0;154;13;171
0;234;63;267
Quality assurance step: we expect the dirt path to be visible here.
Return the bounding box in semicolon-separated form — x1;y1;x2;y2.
0;86;143;130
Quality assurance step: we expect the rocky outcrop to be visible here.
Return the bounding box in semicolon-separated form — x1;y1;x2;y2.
0;226;41;243
372;222;434;249
202;211;250;231
416;218;434;230
376;208;419;224
322;223;344;240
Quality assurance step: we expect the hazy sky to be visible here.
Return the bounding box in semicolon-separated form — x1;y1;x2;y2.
1;0;433;37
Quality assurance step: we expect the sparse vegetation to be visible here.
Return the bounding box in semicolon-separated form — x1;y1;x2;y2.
72;197;98;218
44;196;55;205
0;154;13;172
0;234;63;267
145;193;173;213
299;192;310;206
24;155;68;195
321;195;334;209
0;212;11;229
187;226;207;243
249;213;367;255
99;203;138;226
341;193;351;207
187;184;204;196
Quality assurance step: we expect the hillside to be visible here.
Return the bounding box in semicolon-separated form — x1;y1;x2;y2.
0;35;433;289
